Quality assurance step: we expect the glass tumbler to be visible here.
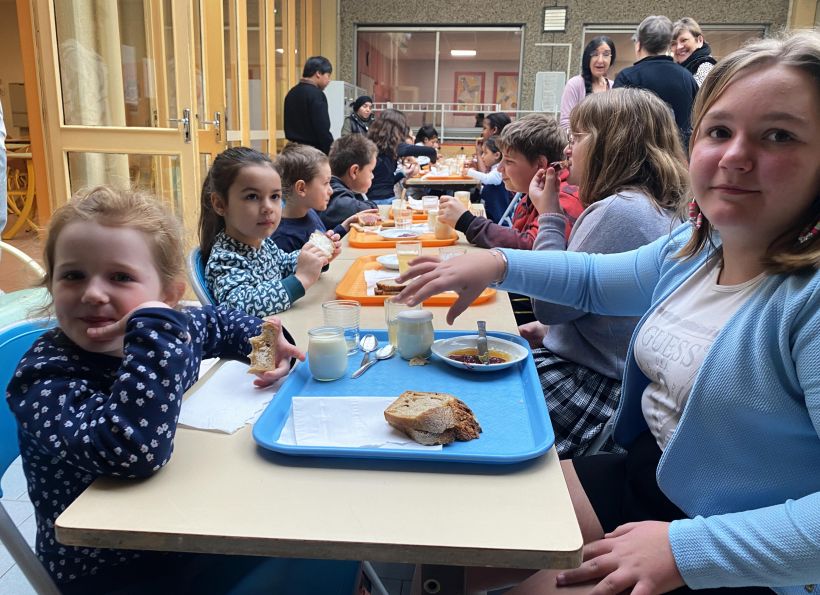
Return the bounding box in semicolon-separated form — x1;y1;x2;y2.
321;300;361;355
307;326;348;381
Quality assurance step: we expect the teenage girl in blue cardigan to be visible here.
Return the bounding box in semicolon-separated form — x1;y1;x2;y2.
397;31;820;594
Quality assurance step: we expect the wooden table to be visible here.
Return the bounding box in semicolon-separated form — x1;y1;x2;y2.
55;236;583;582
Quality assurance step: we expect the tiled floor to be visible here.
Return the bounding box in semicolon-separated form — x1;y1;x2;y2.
0;458;37;595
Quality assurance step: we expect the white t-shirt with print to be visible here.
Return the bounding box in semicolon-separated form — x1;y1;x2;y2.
635;257;765;450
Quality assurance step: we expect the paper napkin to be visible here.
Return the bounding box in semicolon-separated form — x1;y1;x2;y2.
277;396;442;450
180;359;285;433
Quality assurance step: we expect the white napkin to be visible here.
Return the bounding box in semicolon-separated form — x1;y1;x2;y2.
277;396;442;450
180;359;285;433
363;269;400;296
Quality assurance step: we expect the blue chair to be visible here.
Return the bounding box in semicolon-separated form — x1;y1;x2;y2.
187;247;216;305
0;318;61;594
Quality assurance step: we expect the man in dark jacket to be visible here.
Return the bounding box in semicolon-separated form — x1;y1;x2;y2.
614;15;698;146
283;56;334;154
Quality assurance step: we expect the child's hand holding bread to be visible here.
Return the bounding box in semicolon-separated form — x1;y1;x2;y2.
248;317;305;387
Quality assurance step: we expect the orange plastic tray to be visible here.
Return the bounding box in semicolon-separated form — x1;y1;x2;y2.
347;226;458;248
335;255;496;306
381;211;428;224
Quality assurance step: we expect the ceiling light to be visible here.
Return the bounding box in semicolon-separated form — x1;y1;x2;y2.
275;48;284;54
450;49;477;57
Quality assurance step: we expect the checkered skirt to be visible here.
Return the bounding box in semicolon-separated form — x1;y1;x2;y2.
534;347;623;458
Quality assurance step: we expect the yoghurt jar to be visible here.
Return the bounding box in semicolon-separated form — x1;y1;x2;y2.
396;310;434;360
307;326;348;381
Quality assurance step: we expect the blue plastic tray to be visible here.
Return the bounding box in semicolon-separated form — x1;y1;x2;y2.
252;330;554;464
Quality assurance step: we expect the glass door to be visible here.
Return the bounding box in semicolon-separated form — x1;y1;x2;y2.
33;0;199;242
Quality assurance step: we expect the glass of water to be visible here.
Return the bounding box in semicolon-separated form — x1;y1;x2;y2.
321;300;361;355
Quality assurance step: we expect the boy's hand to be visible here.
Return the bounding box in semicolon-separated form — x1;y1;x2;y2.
324;230;342;261
528;167;562;215
295;244;328;289
85;301;173;343
252;316;306;387
437;195;468;227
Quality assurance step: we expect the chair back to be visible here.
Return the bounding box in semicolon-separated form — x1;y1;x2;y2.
187;248;216;305
0;319;55;490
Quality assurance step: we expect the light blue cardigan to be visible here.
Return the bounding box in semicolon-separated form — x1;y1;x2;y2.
500;224;820;593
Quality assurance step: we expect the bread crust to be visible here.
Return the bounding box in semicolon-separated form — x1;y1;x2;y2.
384;391;481;445
374;278;406;295
247;321;279;374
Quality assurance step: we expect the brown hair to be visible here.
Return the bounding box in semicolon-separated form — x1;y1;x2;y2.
43;185;184;293
496;113;565;165
569;88;689;210
672;17;704;42
275;143;329;198
329;134;378;177
367;109;409;159
678;30;820;273
198;146;276;263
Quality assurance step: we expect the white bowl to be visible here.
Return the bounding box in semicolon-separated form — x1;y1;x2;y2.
376;254;400;270
431;335;528;372
379;228;422;240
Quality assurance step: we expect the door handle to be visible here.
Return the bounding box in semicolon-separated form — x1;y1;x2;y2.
199;111;222;142
168;108;191;143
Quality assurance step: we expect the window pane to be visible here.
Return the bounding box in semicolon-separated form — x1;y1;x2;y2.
67;152;182;214
55;0;170;127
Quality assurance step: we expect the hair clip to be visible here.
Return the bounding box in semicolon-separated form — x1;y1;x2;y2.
688;199;703;230
798;220;820;244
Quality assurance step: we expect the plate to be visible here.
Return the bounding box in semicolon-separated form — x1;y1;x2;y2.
376;254;399;270
378;228;422;240
431;335;528;372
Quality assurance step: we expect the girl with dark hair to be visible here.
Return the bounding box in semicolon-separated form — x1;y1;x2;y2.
559;36;616;130
474;112;512;172
199;146;332;315
341;95;374;136
366;109;437;203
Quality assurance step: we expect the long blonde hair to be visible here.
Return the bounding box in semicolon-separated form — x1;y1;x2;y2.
679;30;820;273
569;88;689;210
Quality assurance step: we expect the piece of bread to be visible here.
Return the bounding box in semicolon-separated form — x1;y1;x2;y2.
247;321;279;374
384;391;482;445
308;230;334;258
357;212;380;226
374;278;406;295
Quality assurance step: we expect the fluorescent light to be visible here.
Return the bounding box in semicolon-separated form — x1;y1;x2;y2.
275;48;284;54
450;49;476;57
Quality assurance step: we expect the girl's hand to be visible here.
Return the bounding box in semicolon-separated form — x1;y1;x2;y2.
395;252;502;324
404;161;420;179
295;244;328;289
556;521;685;595
437;196;468;227
528;167;562;215
324;230;342;261
85;301;173;342
252;316;306;387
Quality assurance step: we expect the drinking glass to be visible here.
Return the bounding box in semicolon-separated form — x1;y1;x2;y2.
394;209;413;229
454;191;471;209
421;195;439;211
378;204;392;221
321;300;361;355
384;298;421;348
307;326;348;381
391;198;404;220
426;208;439;232
395;241;422;274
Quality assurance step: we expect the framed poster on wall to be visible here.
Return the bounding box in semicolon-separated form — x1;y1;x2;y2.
493;72;519;111
453;72;485;110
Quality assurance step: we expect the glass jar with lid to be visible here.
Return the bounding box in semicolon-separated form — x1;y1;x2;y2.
307;326;348;381
396;310;434;360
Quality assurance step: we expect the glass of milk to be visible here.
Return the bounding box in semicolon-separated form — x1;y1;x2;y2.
307;326;348;381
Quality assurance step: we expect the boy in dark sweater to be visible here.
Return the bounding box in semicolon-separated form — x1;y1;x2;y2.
321;134;379;230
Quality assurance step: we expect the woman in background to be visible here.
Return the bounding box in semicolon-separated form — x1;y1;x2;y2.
672;18;716;86
341;95;374;136
559;36;616;130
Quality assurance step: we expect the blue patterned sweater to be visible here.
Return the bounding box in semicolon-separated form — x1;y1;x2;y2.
205;231;305;316
6;306;265;585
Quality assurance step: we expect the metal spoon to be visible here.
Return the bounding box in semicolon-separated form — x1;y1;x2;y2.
351;343;395;378
358;333;378;368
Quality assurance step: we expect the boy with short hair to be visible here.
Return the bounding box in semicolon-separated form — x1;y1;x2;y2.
321;134;379;230
437;113;581;250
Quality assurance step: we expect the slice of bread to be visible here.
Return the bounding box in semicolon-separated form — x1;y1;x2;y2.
384;391;481;445
374;278;406;295
247;320;279;374
308;230;334;258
